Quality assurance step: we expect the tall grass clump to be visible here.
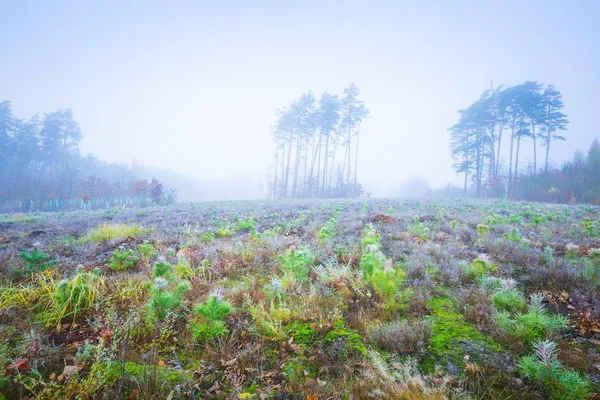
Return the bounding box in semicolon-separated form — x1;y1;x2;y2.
79;223;145;243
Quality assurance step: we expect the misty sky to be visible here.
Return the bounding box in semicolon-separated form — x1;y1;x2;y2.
2;0;599;197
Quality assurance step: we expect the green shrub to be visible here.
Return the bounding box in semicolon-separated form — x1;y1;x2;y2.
18;249;57;274
215;227;233;237
361;223;381;248
190;296;232;342
279;247;314;283
236;216;256;232
475;224;489;245
359;249;385;277
137;243;156;260
410;218;430;241
200;230;215;243
109;248;139;271
466;257;495;279
518;340;590;400
497;294;568;342
491;289;526;313
153;262;171;278
144;277;190;322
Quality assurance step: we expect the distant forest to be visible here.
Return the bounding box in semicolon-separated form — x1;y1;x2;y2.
269;83;369;199
0;101;175;212
448;81;600;203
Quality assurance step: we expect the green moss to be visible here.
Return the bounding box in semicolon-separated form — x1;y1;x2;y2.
426;297;501;371
324;319;367;356
285;322;316;346
100;361;183;385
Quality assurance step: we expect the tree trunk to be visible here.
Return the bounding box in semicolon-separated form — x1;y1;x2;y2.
346;126;352;191
545;112;552;175
495;121;504;178
508;116;516;187
514;135;521;185
303;138;309;197
309;135;321;197
322;133;330;196
273;146;279;199
328;140;338;191
531;123;537;174
353;126;360;196
283;135;293;198
463;136;469;196
545;130;551;175
291;135;302;198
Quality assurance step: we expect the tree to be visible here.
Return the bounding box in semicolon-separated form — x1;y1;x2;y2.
339;83;370;195
541;84;568;175
269;84;367;199
317;91;340;196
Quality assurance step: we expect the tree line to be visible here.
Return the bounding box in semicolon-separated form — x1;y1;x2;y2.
0;101;174;212
270;83;369;199
449;81;568;198
513;139;600;203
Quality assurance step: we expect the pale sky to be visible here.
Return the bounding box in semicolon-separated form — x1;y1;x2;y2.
2;0;599;197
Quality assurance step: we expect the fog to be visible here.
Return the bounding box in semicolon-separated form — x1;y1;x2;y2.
2;0;599;201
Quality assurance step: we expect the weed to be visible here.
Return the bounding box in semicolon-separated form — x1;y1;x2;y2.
518;340;590;400
79;223;145;243
109;248;139;271
279;246;314;283
190;295;232;342
45;270;105;326
200;230;215;243
18;249;57;274
138;242;156;260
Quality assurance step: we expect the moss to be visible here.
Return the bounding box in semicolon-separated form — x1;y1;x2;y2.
285;322;316;346
100;361;184;385
425;297;502;372
323;319;367;356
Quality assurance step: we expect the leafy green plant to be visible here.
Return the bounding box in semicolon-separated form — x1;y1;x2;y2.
466;256;495;279
190;295;232;342
18;249;57;274
361;223;381;248
145;277;190;322
504;228;523;243
579;218;598;237
46;270;105;326
518;340;590;400
497;294;568;342
138;242;156;260
318;215;338;242
410;217;430;241
109;248;139;271
491;289;526;313
279;247;314;283
201;230;215;243
236;216;256;232
359;249;385;277
215;227;233;237
475;224;489;245
153;261;171;278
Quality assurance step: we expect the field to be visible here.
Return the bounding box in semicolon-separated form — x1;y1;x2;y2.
1;198;600;399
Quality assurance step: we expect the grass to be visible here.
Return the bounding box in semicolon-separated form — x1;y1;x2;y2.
78;223;146;243
0;198;598;399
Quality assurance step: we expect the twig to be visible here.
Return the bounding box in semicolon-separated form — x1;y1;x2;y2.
115;325;130;400
173;349;195;400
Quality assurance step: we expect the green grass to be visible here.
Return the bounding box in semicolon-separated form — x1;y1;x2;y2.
78;223;146;243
